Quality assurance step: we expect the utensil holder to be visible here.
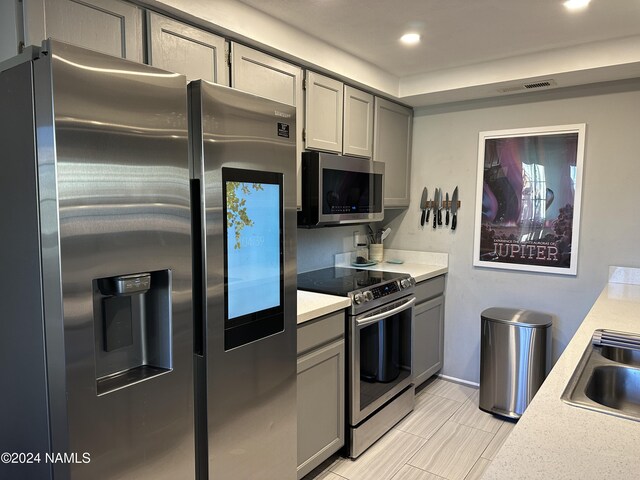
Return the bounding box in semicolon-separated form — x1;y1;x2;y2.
369;243;383;262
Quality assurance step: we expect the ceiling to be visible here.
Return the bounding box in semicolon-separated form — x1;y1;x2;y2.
238;0;640;78
232;0;640;105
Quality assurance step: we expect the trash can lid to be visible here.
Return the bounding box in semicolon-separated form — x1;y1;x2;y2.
481;307;552;328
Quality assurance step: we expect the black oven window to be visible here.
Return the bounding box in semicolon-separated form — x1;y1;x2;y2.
223;167;284;350
359;311;412;412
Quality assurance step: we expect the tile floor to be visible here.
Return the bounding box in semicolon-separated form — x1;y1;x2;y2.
304;377;515;480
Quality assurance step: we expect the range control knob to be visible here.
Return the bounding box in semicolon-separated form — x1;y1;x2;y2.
400;278;412;289
364;291;374;302
353;293;365;304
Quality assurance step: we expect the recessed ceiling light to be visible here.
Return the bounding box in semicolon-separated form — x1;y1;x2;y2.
563;0;591;10
400;33;421;45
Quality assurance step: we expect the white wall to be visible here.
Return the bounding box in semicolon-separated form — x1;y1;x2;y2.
297;225;366;273
399;36;640;107
385;81;640;383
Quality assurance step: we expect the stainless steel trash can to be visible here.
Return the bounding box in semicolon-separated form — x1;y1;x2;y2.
479;308;552;419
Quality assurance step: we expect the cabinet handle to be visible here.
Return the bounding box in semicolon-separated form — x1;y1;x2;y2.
356;297;416;328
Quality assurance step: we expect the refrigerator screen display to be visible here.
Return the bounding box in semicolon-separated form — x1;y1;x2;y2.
223;168;284;350
227;182;280;318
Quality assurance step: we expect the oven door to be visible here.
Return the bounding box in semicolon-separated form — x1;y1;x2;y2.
349;295;415;425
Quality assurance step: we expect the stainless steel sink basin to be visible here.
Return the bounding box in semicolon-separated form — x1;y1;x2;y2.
562;329;640;421
585;366;640;415
601;346;640;367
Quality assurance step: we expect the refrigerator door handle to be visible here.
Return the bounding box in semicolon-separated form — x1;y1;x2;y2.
191;178;205;357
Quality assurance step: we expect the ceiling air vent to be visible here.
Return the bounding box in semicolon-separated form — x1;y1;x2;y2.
497;79;557;94
524;80;555;89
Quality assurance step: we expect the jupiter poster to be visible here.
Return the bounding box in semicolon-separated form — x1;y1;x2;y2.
473;125;586;275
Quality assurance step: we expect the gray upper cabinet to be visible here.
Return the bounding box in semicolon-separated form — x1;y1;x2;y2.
19;0;143;62
231;43;302;106
374;97;413;207
146;11;228;84
305;73;373;158
304;71;343;153
343;85;373;158
231;43;304;208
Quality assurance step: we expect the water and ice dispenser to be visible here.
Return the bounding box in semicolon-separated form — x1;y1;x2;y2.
93;270;172;395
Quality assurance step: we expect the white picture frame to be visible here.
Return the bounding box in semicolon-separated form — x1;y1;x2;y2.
473;124;586;275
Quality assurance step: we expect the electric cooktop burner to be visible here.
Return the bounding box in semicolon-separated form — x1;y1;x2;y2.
297;267;407;297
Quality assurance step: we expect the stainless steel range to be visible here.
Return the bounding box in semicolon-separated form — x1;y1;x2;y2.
298;267;416;457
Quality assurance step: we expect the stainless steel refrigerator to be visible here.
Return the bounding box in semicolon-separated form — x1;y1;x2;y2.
0;40;195;479
189;81;297;479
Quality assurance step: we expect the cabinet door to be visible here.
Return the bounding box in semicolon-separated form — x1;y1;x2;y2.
304;71;343;153
297;339;344;479
343;85;373;158
147;11;228;84
374;97;412;207
413;295;444;387
231;43;304;209
0;1;20;62
38;0;143;62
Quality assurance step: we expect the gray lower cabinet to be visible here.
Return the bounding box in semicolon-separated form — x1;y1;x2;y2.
146;11;228;84
373;97;412;208
297;311;345;479
413;276;445;387
13;0;143;62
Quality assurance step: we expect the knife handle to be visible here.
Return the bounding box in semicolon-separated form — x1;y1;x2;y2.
446;210;450;226
452;214;457;231
426;209;430;223
420;209;426;227
433;209;437;228
438;209;442;225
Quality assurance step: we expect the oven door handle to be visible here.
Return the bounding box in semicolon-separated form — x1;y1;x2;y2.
356;297;416;328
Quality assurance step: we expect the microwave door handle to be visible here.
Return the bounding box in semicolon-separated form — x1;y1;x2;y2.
356;297;416;328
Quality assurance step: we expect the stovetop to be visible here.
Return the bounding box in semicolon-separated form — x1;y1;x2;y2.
297;267;405;296
297;267;415;315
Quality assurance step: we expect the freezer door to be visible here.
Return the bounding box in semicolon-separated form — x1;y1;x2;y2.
0;59;53;480
34;40;194;479
190;81;298;480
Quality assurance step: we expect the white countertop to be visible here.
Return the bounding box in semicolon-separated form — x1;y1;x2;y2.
484;280;640;479
335;248;448;283
297;290;351;325
352;262;448;283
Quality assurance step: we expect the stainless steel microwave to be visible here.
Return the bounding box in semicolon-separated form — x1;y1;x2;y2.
298;151;385;227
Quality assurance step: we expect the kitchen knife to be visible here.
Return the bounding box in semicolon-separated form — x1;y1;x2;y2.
432;189;439;228
426;194;431;224
445;192;450;226
451;186;459;231
437;188;443;226
420;187;428;227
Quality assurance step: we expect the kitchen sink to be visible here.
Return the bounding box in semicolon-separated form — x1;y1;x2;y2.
601;345;640;367
562;329;640;421
585;366;640;415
